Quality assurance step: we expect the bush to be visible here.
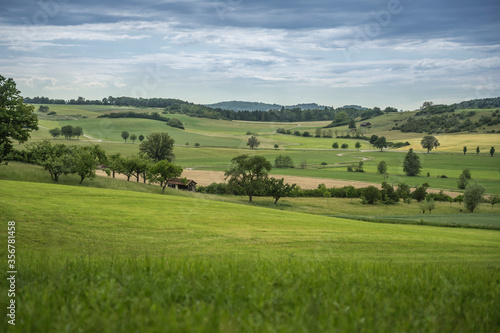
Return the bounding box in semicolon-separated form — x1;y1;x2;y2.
167;118;185;129
361;186;382;204
274;155;294;168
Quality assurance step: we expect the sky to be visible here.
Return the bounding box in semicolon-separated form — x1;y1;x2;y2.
1;0;499;110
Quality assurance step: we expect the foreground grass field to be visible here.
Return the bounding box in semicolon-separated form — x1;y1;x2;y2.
1;180;500;331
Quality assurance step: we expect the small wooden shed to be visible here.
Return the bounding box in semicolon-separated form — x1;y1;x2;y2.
167;178;197;192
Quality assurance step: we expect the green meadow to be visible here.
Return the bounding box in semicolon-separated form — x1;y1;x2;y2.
1;180;500;332
26;105;500;195
2;104;500;331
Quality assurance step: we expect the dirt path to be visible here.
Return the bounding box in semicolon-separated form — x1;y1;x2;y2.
96;169;462;198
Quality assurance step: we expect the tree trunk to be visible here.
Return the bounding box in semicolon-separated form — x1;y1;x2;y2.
248;194;253;203
127;175;130;181
112;171;115;178
162;185;166;194
274;197;280;204
80;175;85;184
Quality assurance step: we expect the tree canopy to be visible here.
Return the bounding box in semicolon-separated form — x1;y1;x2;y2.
225;155;272;202
421;135;439;153
148;160;183;194
374;136;387;152
247;136;260;149
0;75;38;163
464;183;485;213
139;133;175;162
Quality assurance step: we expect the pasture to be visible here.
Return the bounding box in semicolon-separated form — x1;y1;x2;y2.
20;104;500;196
1;180;500;332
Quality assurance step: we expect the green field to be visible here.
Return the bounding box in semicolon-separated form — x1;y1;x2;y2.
30;105;500;187
1;180;500;331
3;104;500;331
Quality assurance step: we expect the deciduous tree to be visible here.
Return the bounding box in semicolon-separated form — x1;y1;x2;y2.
148;160;183;194
361;186;382;204
421;135;440;153
266;177;296;204
61;125;74;139
0;75;38;164
73;126;83;139
121;131;129;143
247;136;260;149
463;183;485;213
130;134;137;143
139;132;175;162
374;136;387;152
225;154;272;202
49;128;61;138
377;160;387;174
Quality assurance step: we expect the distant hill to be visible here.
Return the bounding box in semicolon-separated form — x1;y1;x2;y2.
205;101;282;111
205;101;327;111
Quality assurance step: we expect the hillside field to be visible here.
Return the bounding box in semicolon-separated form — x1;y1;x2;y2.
25;105;500;195
1;180;500;332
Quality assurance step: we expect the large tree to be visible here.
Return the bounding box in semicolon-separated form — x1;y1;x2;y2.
106;153;123;178
73;126;83;139
26;140;74;181
121;131;129;143
49;128;61;138
0;75;38;163
130;134;137;143
463;183;485;213
374;136;387;152
225;154;272;202
377;160;387;174
61;125;74;139
421;135;439;153
148;160;183;194
403;148;421;176
266;177;296;204
139;132;175;162
247;135;260;149
369;134;378;148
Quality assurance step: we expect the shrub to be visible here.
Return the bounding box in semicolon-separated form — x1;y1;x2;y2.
274;155;294;168
361;186;382;204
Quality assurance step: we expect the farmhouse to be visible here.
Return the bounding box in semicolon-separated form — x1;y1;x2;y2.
167;178;197;192
360;122;372;127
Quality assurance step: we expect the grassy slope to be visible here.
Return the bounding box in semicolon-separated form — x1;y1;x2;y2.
1;180;499;332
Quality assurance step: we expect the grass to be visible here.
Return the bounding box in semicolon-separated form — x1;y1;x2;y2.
1;180;500;332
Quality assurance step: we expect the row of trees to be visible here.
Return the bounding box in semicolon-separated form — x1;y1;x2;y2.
121;131;144;144
49;125;83;139
15;132;181;194
463;146;496;156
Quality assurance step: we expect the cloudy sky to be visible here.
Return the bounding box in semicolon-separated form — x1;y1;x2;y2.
1;0;499;110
